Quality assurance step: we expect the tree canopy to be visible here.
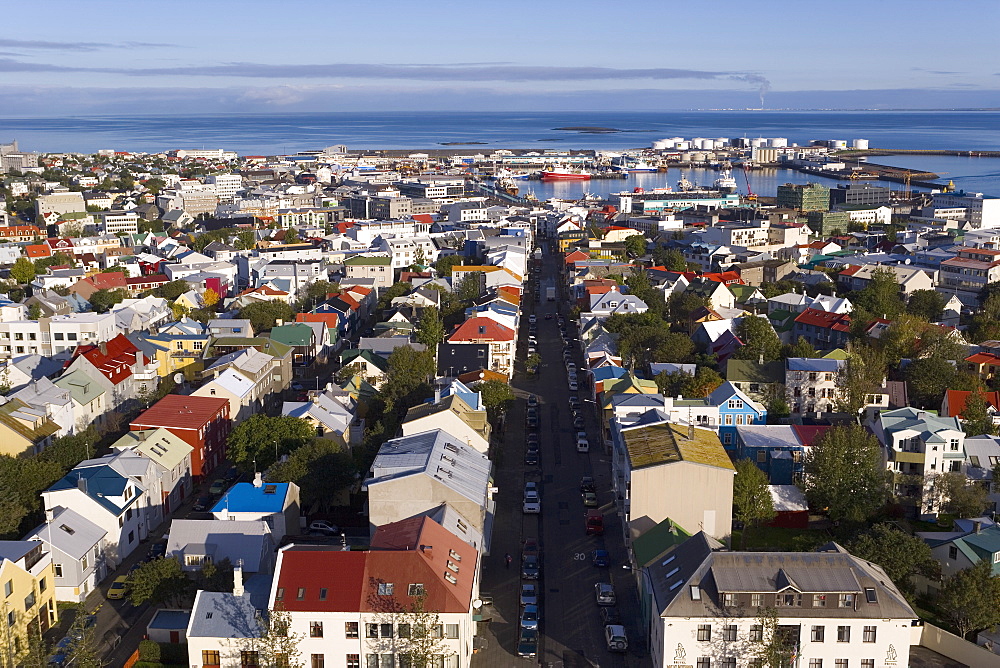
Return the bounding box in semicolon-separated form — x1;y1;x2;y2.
414;306;445;348
227;415;316;472
433;254;464;276
732;459;776;549
847;524;939;596
473;379;515;423
88;288;128;313
623;234;647;258
239;299;295;333
960;386;996;437
128;557;194;607
851;267;905;319
937;560;1000;638
268;437;356;512
907;289;947;322
734;316;781;363
9;257;35;284
803;424;889;523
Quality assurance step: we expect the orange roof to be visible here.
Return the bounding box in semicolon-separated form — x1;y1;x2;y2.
564;250;589;263
457;368;507;384
944;390;1000;418
965;352;1000;365
794;308;852;333
25;244;51;258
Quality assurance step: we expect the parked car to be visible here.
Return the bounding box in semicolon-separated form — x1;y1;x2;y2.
526;415;539;429
595;582;616;606
223;466;239;482
524;449;539;465
527;433;539;447
568;396;580;410
107;575;129;600
527;394;538;407
592;549;611;567
582;491;598;507
521;538;539;560
605;624;628;652
308;520;340;535
566;362;577;373
517;629;538;658
576;433;590;453
544;313;553;320
569;380;579;391
586;509;604;536
529;315;537;324
523;491;540;514
209;479;226;495
192;496;211;512
521;554;540;579
580;476;596;493
573;413;585;429
520;604;540;630
520;583;538;606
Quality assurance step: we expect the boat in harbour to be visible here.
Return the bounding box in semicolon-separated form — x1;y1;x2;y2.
540;167;592;181
713;168;738;193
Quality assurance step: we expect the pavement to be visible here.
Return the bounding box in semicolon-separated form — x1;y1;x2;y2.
473;245;651;668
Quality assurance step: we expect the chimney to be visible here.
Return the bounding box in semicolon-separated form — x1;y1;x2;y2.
253;472;263;488
975;520;982;534
434;383;442;404
688;423;696;441
44;508;54;522
233;560;245;597
759;353;764;365
99;342;107;356
77;475;87;494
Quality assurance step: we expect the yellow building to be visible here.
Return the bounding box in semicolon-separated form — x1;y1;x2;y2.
0;399;60;457
137;332;210;382
0;541;57;664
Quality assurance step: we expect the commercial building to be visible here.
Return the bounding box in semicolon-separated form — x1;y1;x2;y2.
830;183;891;207
776;182;830;212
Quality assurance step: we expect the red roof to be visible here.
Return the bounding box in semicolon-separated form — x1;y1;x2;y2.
25;244;51;258
296;312;340;328
70;333;140;386
125;274;168;286
87;272;128;291
966;352;1000;365
944;390;1000;418
274;517;475;613
0;225;40;236
412;214;435;225
839;265;863;277
790;425;832;447
794;308;852;333
348;285;372;297
131;394;229;431
564;250;589;264
701;271;743;285
448;316;515;342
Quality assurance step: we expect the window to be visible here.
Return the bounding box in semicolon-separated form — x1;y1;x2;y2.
722;593;737;607
697;624;711;641
430;624;443;639
398;623;411;638
380;623;393;638
756;450;767;463
950;438;960;451
813;594;827;607
863;626;876;643
38;577;46;593
311;655;324;668
777;592;801;607
275;587;284;601
835;661;848;668
837;626;851;642
809;661;823;668
408;583;425;596
378;582;394;596
381;655;393;668
811;625;825;642
367;656;379;668
366;623;378;638
864;587;877;604
445;623;459;639
839;593;855;608
3;580;11;597
6;610;12;627
347;657;360;668
749;624;763;641
310;621;324;638
696;658;711;668
297;587;306;600
722;625;737;641
720;659;736;668
751;593;763;607
241;651;260;667
345;622;359;638
23;591;35;611
725;414;733;426
202;650;221;666
861;660;874;668
728;399;743;410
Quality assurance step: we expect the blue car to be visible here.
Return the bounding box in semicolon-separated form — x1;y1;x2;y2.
592;549;610;567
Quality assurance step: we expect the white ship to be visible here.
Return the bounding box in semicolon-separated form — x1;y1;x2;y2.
713;168;738;193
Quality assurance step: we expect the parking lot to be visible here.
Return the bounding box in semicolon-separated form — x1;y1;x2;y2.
473;247;650;667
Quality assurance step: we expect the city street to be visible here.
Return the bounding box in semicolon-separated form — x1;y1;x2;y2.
473;245;650;668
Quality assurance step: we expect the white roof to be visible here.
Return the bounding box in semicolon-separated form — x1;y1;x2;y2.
769;485;808;513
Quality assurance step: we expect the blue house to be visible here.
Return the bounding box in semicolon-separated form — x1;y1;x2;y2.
668;381;767;451
211;478;301;539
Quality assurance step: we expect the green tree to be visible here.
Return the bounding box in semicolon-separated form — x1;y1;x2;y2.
241;604;305;668
834;347;886;417
236;229;257;251
803;424;889;523
751;607;795;668
851;267;905;319
128;557;194;607
227;415;316;472
268;437;355;512
734;316;781;363
62;603;100;668
395;594;456;668
904;357;974;409
473;379;516;424
781;336;818;359
26;303;41;320
961;385;996;436
9;257;35;284
650;247;687;271
937;559;1000;638
526;352;541;374
143;177;166;195
847;524;939;596
623;234;647;258
377;281;413;313
433;254;464;276
907;289;947;321
153;279;190;300
380;346;436;413
667;291;709;324
414;306;445;348
733;459;776;550
938;471;989;519
197;557;234;592
283;227;299;244
654;367;723;399
88;287;128;313
240;300;295;333
454;271;485;303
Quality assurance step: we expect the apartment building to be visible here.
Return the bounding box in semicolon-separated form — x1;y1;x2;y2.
0;541;57;665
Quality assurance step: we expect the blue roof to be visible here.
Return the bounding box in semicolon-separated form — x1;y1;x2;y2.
211;482;290;514
148;609;191;630
592;366;629;382
48;466;140;515
786;357;843;373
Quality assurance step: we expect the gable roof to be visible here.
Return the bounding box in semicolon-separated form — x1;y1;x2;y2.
621;422;735;471
69;333;141;386
131;394;229;431
448;316;515;343
794;308;852;333
26;507;106;559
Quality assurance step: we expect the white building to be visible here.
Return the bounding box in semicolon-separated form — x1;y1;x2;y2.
205;173;244;201
98;210;139;235
645;533;916;668
923;191;1000;229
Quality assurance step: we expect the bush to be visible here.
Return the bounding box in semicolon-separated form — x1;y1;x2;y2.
138;639;161;662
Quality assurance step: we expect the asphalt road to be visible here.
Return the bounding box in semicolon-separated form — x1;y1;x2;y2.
473;245;650;668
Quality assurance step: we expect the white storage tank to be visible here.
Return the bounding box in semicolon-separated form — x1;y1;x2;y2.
851;139;870;150
690;152;708;163
653;139;671;150
675;141;691;151
750;138;767;148
768;137;788;148
715;138;729;149
831;140;848;150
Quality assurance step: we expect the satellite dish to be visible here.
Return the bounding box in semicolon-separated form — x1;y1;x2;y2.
173;373;185;385
472;599;483;610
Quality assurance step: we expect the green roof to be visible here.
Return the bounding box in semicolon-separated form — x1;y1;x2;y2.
0;399;61;443
53;369;106;405
727;284;762;301
631;518;693;567
345;255;391;266
269;323;314;347
726;359;784;384
823;348;850;360
622;422;734;471
340;349;389;371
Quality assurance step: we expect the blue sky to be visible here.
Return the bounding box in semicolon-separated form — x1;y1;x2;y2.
1;0;998;114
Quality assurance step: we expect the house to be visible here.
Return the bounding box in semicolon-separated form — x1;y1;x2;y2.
191;368;261;423
0;398;60;456
63;333;157;410
0;540;58;655
269;321;328;370
365;429;493;549
344;255;394;291
112;427;194;515
964;351;1000;382
665;382;767;449
941;389;1000;428
132;330;211;383
837;263;935;296
918;522;1000;597
41;459;148;568
207;318;254;339
166;519;274;574
643;533;916;668
792;308;852;349
186;567;273;668
130;394;231;481
683;277;736;310
402;393;491;455
202;343;292;409
283;391;360;448
735;424;831;485
447;317;516;378
609;417;735;542
767;484;810;528
870;407;966;517
26;508;107;602
9;377;76;437
724;359;784;404
265;519;477;668
212;477;301;539
785;357;845;414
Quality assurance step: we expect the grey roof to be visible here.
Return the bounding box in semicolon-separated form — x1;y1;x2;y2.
187;590;261;639
0;541;38;564
736;425;802;450
358;336;426;356
646;533;916;621
9;354;63;383
368;428;492;506
26;507;107;560
166;519;272;572
786;357;844;373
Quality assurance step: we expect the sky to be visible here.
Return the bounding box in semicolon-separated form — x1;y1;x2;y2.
1;0;999;115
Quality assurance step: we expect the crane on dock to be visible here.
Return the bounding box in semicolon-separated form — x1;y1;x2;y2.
741;162;757;205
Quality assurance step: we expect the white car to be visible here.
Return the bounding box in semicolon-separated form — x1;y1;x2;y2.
576;432;590;453
529;314;537;324
569;380;578;391
524;481;539;496
523;491;541;514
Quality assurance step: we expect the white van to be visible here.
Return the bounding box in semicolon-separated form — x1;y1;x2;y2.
576;432;590;453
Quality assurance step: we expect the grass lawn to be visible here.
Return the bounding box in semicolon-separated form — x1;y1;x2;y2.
731;525;830;551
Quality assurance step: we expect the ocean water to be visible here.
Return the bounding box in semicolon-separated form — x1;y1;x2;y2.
2;110;999;194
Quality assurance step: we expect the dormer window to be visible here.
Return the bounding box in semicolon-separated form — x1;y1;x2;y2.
721;592;734;606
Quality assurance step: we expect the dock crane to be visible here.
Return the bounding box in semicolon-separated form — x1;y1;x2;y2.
741;162;757;206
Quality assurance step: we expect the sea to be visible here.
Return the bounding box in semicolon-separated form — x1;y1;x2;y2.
2;110;1000;198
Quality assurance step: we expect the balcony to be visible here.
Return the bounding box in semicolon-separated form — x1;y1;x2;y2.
893;450;926;464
